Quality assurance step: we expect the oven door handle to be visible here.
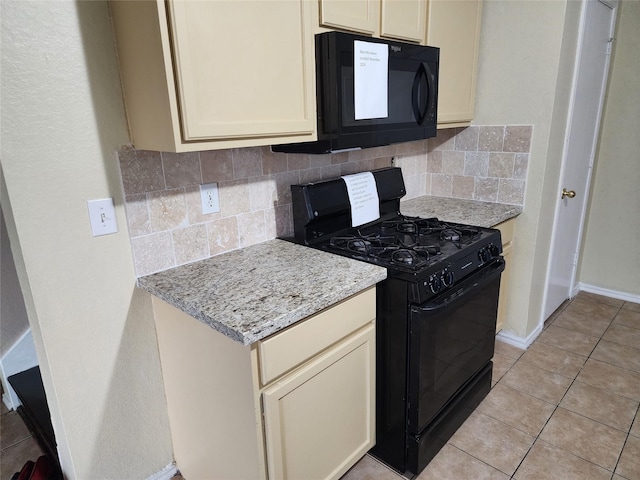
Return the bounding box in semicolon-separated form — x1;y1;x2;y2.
414;258;505;314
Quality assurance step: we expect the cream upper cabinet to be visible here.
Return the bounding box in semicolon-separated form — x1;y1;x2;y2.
426;0;483;127
109;0;316;152
320;0;380;36
319;0;426;43
380;0;427;43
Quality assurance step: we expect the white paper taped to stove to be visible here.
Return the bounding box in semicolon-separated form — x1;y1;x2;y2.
342;172;380;227
354;40;389;120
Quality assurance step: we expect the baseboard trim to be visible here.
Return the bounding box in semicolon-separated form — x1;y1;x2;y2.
496;322;543;350
146;463;178;480
0;328;39;410
578;283;640;304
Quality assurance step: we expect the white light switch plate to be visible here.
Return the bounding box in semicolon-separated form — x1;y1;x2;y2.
87;198;118;236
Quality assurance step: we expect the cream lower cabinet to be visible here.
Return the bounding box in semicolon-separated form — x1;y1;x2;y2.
109;0;316;152
495;218;515;332
151;287;376;480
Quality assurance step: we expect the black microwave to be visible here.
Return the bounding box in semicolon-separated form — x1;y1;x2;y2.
273;31;439;154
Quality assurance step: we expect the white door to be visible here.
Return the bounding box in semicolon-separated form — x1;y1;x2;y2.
544;0;617;320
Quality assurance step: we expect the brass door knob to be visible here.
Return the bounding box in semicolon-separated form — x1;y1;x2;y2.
561;188;576;199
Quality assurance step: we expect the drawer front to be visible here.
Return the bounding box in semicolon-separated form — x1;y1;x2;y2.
258;287;375;385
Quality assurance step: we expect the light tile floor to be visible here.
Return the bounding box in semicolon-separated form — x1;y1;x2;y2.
0;399;44;477
2;292;639;480
342;291;640;480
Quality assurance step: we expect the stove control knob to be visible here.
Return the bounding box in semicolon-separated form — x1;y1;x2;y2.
429;275;442;294
442;270;454;287
478;247;492;264
488;243;500;257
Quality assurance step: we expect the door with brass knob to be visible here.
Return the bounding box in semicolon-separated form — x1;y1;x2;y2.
543;0;617;321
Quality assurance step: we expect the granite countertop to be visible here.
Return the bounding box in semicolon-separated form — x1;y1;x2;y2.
400;196;522;228
137;239;387;346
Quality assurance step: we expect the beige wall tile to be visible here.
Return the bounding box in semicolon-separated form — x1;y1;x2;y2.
427;150;443;173
321;164;341;180
218;179;251;217
442;150;465;175
504;126;533;153
498;179;526;204
451;175;474;199
231;147;262;179
132;232;175;276
148;189;188;231
478;126;505;152
248;177;277;212
464;151;490;177
287;153;310;171
274;170;300;206
124;194;151;236
431;174;453;197
299;167;324;185
201;149;234;182
489;152;515;178
474;177;499;202
455;126;479;151
330;152;349;164
162;152;201;189
120;149;165;195
207;216;239;255
261;147;287;175
514;153;529;180
237;210;266;248
308;153;332;169
428;128;455;151
172;224;209;266
374;157;392;169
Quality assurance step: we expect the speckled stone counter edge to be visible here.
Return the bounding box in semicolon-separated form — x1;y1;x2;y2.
400;196;522;228
137;239;387;346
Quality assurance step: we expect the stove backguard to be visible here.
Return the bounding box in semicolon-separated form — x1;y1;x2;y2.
291;167;406;245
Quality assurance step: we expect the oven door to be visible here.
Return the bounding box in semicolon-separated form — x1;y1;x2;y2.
407;258;504;434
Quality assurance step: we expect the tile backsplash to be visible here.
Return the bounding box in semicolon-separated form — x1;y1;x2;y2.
119;125;531;276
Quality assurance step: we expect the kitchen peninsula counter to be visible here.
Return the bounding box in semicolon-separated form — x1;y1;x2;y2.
401;196;522;227
137;238;387;345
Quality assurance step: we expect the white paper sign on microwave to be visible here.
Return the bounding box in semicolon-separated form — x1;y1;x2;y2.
354;40;389;120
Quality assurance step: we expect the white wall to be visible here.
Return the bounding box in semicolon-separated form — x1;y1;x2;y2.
579;0;640;296
1;207;30;356
473;0;581;339
1;1;173;478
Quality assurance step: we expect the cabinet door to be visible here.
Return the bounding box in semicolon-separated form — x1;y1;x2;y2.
262;325;375;480
381;0;426;43
320;0;380;36
167;0;315;141
426;0;482;126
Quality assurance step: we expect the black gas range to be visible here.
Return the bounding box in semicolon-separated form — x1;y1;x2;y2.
290;167;504;475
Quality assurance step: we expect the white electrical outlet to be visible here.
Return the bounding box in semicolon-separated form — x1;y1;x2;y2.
200;182;220;214
87;198;118;236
